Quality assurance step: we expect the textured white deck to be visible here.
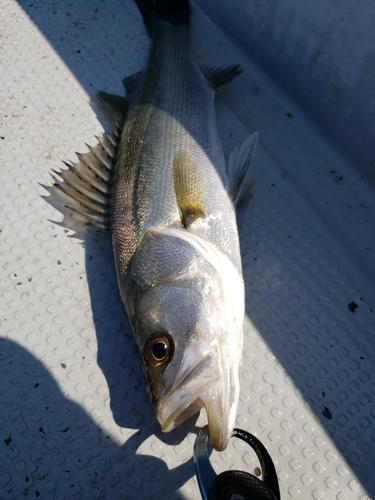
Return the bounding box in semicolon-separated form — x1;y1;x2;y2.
1;1;374;499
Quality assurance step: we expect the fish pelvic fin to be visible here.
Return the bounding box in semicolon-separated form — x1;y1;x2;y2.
173;150;206;229
227;132;258;208
53;123;121;230
200;65;243;90
135;0;190;33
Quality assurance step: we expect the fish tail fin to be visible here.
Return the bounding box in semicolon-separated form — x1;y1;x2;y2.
134;0;190;32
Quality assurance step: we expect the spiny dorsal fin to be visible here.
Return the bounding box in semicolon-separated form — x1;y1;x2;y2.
54;181;109;214
173;150;205;228
53;125;121;230
64;204;109;231
200;65;243;90
227;132;258;208
95;133;116;158
96;91;129;123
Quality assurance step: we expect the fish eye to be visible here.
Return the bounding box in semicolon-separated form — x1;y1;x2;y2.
144;332;174;367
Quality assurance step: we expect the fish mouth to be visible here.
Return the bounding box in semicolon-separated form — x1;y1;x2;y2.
156;343;236;451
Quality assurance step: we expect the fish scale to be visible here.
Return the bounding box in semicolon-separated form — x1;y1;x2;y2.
54;0;258;451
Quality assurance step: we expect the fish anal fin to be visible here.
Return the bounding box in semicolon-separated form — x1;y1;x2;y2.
173;150;206;228
227;132;258;208
200;64;243;90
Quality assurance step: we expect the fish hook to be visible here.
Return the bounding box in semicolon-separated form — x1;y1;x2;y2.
193;426;281;500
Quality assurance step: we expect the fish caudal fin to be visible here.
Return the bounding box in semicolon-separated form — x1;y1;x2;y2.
135;0;190;32
227;132;258;208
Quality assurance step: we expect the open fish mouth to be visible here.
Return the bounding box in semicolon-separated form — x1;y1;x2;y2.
156;343;234;451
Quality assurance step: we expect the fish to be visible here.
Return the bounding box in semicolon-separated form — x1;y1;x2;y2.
54;0;258;451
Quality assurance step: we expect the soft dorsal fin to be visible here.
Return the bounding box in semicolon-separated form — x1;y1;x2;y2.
200;64;243;90
173;150;206;228
122;71;144;96
227;132;258;208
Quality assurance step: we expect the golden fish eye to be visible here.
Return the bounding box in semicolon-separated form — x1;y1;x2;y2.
144;332;174;367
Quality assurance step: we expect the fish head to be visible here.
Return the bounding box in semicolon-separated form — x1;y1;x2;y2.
129;228;244;450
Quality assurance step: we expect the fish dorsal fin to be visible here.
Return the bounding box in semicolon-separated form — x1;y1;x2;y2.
227;132;258;208
96;91;129;124
53;128;122;231
54;91;128;231
122;71;144;97
200;64;243;90
173;150;206;228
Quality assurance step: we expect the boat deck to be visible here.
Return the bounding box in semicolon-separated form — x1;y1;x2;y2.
1;1;374;498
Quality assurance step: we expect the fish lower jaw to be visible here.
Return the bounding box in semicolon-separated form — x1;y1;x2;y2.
200;388;237;451
156;352;238;451
156;352;219;433
157;385;236;451
159;396;205;433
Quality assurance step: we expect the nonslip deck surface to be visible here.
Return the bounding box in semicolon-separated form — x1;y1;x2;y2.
1;1;374;499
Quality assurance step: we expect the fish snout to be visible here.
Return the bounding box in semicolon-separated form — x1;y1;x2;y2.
156;341;239;451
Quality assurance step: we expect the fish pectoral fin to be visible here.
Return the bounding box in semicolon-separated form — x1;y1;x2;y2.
200;65;243;90
173;150;206;228
227;132;258;208
96;91;129;124
122;71;144;97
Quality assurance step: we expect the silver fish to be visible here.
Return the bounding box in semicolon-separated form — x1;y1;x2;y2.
55;0;257;451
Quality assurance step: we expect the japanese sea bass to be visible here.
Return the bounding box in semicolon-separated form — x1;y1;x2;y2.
55;0;257;450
